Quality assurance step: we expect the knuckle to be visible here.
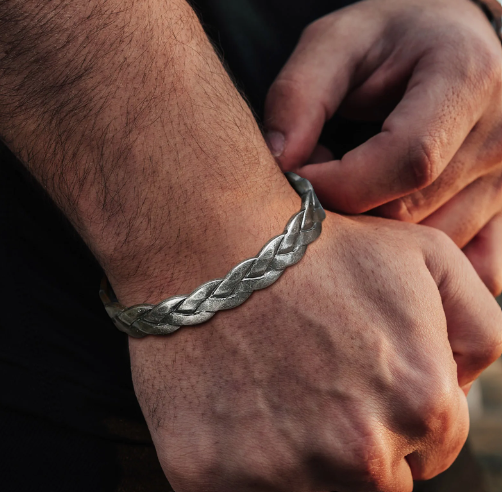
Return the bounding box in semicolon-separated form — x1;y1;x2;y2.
408;136;442;190
417;414;468;482
309;424;391;490
420;224;452;249
380;196;422;223
476;46;502;91
471;316;502;366
406;375;458;439
341;430;390;488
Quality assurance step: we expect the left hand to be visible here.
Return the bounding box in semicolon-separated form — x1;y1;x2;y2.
264;0;502;295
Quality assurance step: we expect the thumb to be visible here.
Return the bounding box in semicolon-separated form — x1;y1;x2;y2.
264;15;374;170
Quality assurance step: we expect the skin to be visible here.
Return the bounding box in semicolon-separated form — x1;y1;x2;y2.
0;1;501;491
132;215;502;492
264;0;502;296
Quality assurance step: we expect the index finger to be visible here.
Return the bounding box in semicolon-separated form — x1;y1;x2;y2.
299;55;484;214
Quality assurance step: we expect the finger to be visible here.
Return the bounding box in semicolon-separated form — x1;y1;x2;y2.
407;231;501;478
386;459;414;492
308;144;333;165
372;134;486;223
264;12;380;170
350;459;414;492
373;109;502;224
422;228;502;387
394;458;414;492
464;211;502;296
421;170;502;248
333;443;413;492
295;53;485;214
406;387;469;481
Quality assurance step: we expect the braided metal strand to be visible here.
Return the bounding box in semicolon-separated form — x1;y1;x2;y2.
100;173;326;338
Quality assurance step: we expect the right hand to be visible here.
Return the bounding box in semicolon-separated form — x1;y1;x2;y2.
263;0;502;296
128;212;502;492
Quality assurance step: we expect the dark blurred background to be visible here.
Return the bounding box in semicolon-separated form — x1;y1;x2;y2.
469;294;502;492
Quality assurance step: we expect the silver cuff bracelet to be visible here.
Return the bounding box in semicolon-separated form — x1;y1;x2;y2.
100;173;326;338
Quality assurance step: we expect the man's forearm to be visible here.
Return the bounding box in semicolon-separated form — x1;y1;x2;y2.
0;0;298;301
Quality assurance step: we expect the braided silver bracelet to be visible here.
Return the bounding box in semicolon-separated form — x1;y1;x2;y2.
100;173;325;338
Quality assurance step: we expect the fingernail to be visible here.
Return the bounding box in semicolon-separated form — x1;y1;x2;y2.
265;131;285;157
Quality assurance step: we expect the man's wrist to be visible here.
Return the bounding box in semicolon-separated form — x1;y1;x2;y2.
0;0;301;305
101;173;326;338
107;169;301;307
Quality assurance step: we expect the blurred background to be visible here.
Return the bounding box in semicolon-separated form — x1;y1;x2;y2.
469;294;502;491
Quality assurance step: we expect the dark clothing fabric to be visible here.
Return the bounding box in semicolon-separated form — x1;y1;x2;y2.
0;1;488;490
0;143;172;491
193;0;358;115
194;0;386;159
